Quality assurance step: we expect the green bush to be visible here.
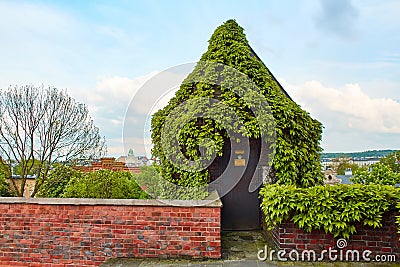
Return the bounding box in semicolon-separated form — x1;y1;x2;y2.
36;164;81;198
131;165;163;198
379;150;400;173
260;184;400;239
62;169;149;199
396;202;400;234
131;165;208;200
351;162;400;185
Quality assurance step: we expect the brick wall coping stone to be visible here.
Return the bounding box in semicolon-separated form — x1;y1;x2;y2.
0;190;222;207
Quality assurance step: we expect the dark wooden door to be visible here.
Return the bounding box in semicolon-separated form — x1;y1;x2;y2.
209;137;262;231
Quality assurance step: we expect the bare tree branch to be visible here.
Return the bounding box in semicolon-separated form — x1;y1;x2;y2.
0;85;106;197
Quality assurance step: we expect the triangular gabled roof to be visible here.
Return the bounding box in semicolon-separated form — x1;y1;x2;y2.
151;19;323;188
248;46;293;101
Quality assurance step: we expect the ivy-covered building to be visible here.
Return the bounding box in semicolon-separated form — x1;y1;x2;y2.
151;19;323;230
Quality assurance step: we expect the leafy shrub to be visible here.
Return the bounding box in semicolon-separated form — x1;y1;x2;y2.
379;150;400;173
62;169;149;199
260;184;400;239
396;201;400;234
36;163;81;198
351;162;400;185
131;165;163;198
132;165;208;200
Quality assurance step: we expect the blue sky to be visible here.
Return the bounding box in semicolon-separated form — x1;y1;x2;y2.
0;0;399;156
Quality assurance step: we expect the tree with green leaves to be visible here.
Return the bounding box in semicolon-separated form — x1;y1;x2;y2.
333;158;360;175
379;150;400;173
36;163;81;198
151;19;323;194
351;162;400;185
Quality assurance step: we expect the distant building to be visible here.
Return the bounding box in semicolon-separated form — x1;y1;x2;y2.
336;174;352;185
321;157;349;171
344;168;353;176
321;158;333;171
7;175;36;197
74;157;140;174
350;157;380;167
115;148;149;167
324;169;342;185
115;156;149;167
321;156;381;171
323;167;353;185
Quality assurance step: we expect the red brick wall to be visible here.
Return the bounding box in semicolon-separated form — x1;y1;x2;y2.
0;197;222;267
265;209;400;262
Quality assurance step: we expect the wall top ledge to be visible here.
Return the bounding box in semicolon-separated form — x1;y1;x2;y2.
0;191;222;207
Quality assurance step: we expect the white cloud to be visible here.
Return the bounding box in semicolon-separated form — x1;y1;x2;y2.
89;72;159;104
75;71;158;155
90;73;400;155
106;135;151;157
77;71;160;124
110;119;122;126
75;66;192;157
283;79;400;134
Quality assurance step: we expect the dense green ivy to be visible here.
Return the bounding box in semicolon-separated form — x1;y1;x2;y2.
151;19;323;197
260;184;400;239
396;201;400;234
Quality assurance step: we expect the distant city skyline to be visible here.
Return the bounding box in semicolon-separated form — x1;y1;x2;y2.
0;1;399;156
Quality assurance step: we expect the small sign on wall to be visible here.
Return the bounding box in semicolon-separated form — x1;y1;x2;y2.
234;150;245;155
234;159;246;166
234;149;246;166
